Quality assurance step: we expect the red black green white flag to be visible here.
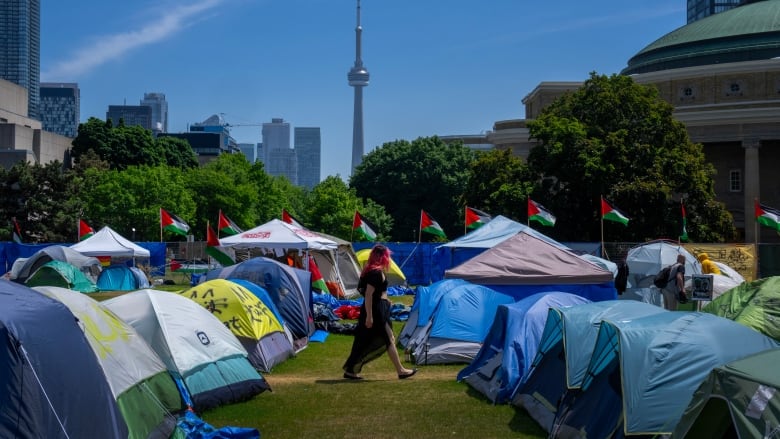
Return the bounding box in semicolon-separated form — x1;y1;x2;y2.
282;209;305;229
218;210;242;236
79;219;95;241
420;210;447;239
205;223;236;266
160;208;190;236
12;218;21;243
527;198;556;227
600;197;629;226
353;211;377;241
308;256;329;293
680;202;689;241
756;200;780;231
465;207;491;230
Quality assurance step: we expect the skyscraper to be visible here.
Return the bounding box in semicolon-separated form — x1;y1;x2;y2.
39;82;79;138
262;118;297;184
0;0;40;120
140;92;168;135
106;105;152;130
295;127;321;190
687;0;742;23
348;0;369;176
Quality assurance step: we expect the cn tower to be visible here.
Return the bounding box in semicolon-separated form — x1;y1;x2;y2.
348;0;369;175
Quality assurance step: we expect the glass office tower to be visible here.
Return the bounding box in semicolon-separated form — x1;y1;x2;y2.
0;0;41;119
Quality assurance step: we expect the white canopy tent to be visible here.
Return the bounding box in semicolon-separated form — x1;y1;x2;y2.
70;226;150;258
219;219;338;251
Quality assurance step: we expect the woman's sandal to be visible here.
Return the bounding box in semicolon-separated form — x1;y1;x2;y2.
398;369;418;380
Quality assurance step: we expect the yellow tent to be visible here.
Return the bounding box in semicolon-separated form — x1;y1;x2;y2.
355;248;407;286
179;279;295;372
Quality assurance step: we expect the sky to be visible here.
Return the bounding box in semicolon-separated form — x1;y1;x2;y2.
40;0;686;181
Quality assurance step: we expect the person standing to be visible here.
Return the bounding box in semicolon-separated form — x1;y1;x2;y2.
697;253;722;275
343;244;417;380
661;254;688;310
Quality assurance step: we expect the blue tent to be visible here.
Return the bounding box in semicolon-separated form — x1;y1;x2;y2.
513;300;666;432
398;278;468;348
96;264;151;291
205;257;314;346
0;280;128;438
457;292;591;404
550;312;780;438
401;279;514;365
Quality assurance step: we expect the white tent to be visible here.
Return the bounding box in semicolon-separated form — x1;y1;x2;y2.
70;226;150;258
220;219;337;251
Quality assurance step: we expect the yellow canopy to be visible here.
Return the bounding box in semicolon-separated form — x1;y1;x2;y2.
355;248;407;286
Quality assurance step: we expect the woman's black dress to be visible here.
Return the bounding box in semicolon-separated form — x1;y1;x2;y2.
343;269;392;375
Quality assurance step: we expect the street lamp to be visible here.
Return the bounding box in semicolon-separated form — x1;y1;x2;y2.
132;227;136;242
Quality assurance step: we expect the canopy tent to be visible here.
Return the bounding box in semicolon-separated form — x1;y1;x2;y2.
457;292;591;404
219;219;337;251
33;286;182;439
103;289;270;412
356;248;407;286
0;280;128;438
25;260;100;293
549;312;779;438
702;275;780;340
10;244;102;283
70;226;150;258
444;231;616;302
513;300;666;433
673;347;780;438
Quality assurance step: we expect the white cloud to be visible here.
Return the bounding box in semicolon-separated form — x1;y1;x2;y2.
42;0;224;80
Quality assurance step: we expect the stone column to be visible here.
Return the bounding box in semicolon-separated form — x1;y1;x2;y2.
743;138;760;243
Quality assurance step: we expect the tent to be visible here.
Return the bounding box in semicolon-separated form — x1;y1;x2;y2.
401;279;515;365
10;244;102;283
103;289;271;412
444;231;617;302
179;279;296;372
25;260;99;293
457;292;591;404
33;286;182;439
204;257;314;348
0;280;128;438
219;218;337;251
549;311;779;438
398;278;469;348
702;275;780;340
624;239;702;306
673;347;780;438
355;248;407;286
96;264;151;291
70;225;151;259
512;300;666;432
312;231;363;297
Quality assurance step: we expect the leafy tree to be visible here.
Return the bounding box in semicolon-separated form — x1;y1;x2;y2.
526;72;735;242
303;176;392;240
156;136;199;169
248;161;306;225
350;137;476;241
461;149;533;221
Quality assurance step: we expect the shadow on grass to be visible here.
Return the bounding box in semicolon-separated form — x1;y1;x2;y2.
463;379;547;436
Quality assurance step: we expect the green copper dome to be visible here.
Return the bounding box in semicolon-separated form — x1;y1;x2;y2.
623;0;780;74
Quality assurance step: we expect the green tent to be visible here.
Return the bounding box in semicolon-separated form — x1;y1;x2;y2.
702;276;780;341
25;260;99;293
673;348;780;438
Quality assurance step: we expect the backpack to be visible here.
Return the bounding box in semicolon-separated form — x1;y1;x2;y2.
653;265;673;289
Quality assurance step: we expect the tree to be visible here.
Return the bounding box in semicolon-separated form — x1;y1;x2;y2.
526;72;735;242
461;149;533;222
156;136;199;169
350;137;476;241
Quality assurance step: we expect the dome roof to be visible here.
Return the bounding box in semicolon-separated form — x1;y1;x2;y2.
623;0;780;75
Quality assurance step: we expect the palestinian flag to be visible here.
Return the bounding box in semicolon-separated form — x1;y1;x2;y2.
756;200;780;231
601;197;629;226
527;198;556;227
421;210;447;239
160;209;190;236
353;211;377;241
465;207;491;230
12;218;21;243
79;219;95;241
205;224;236;266
680;202;689;242
282;209;305;229
308;256;329;293
218;210;242;236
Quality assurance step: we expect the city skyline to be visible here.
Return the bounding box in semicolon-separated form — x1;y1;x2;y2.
40;0;686;180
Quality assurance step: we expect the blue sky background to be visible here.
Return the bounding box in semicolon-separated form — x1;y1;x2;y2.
41;0;686;181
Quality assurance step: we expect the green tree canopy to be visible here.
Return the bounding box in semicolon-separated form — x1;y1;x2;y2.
526;72;735;242
350;137;476;241
461;149;533;222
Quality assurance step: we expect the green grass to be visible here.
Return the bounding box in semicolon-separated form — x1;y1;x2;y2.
201;324;546;439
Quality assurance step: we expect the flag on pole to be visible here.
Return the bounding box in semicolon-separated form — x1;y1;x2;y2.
527;199;556;227
79;219;95;241
601;197;629;226
353;211;377;241
11;218;22;243
308;256;329;293
421;210;447;239
680;202;689;242
218;210;242;236
465;207;491;230
282;209;305;229
755;200;780;231
160;208;190;236
205;223;236;266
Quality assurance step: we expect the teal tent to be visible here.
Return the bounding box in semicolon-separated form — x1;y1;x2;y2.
25;260;99;293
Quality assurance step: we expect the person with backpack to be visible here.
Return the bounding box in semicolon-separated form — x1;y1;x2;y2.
656;254;688;310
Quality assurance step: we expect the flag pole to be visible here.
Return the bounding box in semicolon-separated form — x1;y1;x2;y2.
464;206;467;236
527;198;530;227
418;210;423;243
159;208;163;243
600;196;605;259
351;211;355;242
217;210;221;239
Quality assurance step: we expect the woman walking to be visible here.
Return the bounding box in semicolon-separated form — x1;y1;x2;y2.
343;244;417;380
